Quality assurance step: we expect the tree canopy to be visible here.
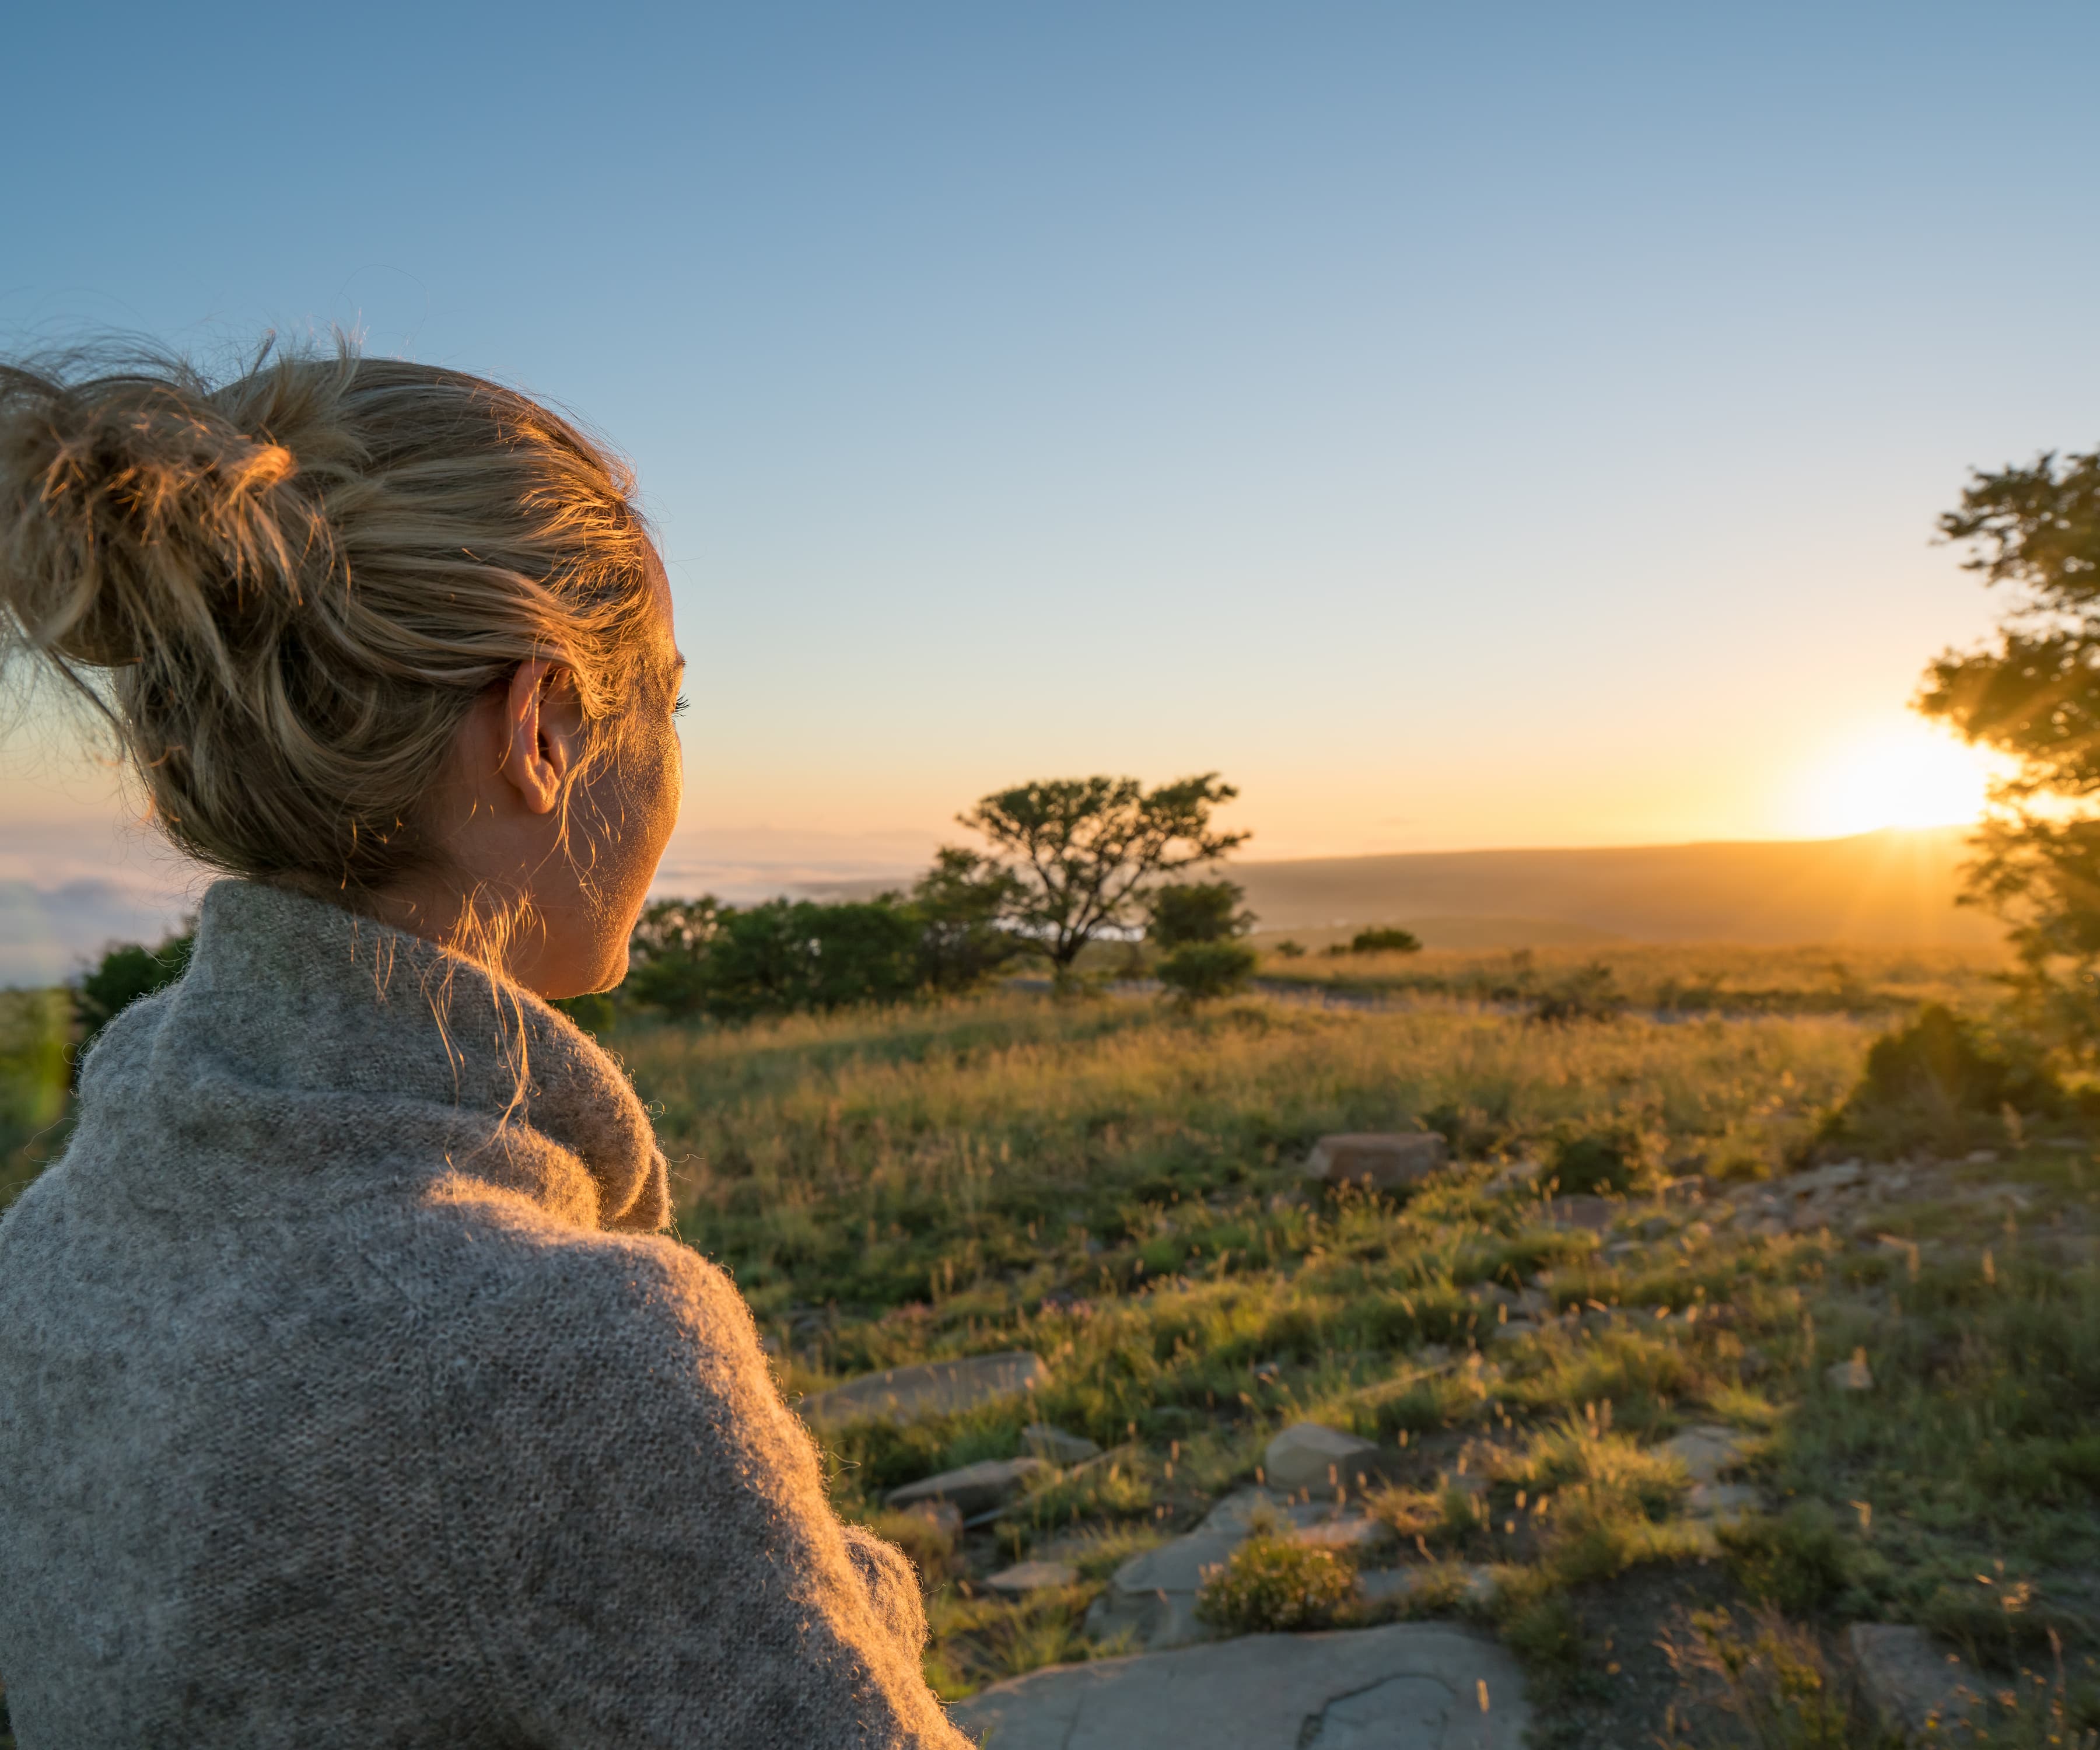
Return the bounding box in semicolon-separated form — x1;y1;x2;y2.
956;774;1248;975
1917;446;2100;1051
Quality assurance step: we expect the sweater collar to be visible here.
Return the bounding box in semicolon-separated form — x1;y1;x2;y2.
153;879;670;1233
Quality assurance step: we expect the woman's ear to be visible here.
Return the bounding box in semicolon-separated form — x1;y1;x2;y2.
499;659;581;816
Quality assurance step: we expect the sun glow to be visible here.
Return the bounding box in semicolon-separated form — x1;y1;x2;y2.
1792;723;2005;838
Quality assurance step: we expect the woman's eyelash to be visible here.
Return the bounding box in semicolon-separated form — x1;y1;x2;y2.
672;693;690;718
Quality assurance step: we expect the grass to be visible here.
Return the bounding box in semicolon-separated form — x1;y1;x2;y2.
3;943;2094;1739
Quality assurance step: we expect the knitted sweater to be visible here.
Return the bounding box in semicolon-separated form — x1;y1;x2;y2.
0;880;971;1748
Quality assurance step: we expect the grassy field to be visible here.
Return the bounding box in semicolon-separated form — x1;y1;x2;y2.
627;966;2098;1744
3;947;2095;1744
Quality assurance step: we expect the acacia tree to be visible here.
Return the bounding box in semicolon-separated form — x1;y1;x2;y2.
955;774;1248;981
1917;446;2100;1051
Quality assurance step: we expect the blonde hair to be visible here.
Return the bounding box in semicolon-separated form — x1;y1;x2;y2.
0;340;665;909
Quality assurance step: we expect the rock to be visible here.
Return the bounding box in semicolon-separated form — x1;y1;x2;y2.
951;1622;1530;1749
1304;1133;1450;1191
1266;1422;1382;1495
886;1456;1048;1518
1846;1624;1980;1738
799;1350;1049;1430
1827;1352;1874;1392
1656;1424;1754;1486
1685;1482;1762;1518
1292;1517;1395;1555
1358;1564;1497;1610
1023;1422;1102;1465
895;1497;963;1542
1786;1161;1866;1195
1544;1195;1615;1231
986;1559;1079;1594
1490;1318;1542;1344
1086;1488;1382;1651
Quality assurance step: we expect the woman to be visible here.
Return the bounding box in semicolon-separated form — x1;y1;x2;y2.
0;345;971;1747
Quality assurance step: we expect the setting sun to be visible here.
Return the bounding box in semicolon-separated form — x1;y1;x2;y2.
1791;723;2005;837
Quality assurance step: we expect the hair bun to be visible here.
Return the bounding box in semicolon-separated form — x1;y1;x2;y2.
0;357;316;671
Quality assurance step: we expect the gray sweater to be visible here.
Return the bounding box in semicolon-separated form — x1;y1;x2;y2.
0;880;971;1748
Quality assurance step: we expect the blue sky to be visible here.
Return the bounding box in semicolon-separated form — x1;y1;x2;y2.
5;1;2098;909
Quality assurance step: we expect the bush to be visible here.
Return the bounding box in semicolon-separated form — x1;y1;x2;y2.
1157;941;1259;1005
1714;1504;1855;1616
1548;1119;1656;1195
1194;1533;1354;1633
624;895;925;1022
1530;962;1625;1025
1350;926;1422;954
1148;881;1252;950
1274;940;1306;959
1822;1003;2068;1157
74;928;194;1060
1;990;70;1161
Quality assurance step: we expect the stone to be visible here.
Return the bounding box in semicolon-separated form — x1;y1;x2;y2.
1086;1488;1377;1650
951;1622;1529;1749
1685;1482;1762;1518
1827;1353;1874;1392
895;1497;963;1542
1786;1160;1866;1195
1023;1422;1102;1465
1846;1624;1980;1738
1656;1424;1754;1486
1358;1564;1497;1610
1490;1318;1542;1344
1266;1422;1383;1495
1292;1517;1395;1555
986;1559;1079;1594
886;1456;1048;1518
1304;1133;1450;1192
798;1350;1049;1430
1544;1195;1615;1231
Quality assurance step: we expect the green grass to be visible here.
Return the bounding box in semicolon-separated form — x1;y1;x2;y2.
4;944;2093;1731
613;978;2098;1713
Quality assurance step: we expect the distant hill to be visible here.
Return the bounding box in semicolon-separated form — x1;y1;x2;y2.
1230;827;1998;946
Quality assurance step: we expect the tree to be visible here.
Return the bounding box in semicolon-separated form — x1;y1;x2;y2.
1349;926;1422;955
624;897;726;1019
909;848;1026;992
957;774;1249;982
74;926;194;1070
1917;446;2100;1052
1146;880;1252;950
1147;878;1259;1004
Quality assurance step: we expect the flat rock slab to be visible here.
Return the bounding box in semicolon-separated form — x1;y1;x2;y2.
1846;1624;1980;1737
1267;1422;1383;1494
889;1457;1048;1517
951;1623;1527;1749
800;1351;1049;1430
987;1560;1079;1594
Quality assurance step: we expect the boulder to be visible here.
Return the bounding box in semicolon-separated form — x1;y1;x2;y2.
1846;1624;1980;1738
1303;1133;1448;1191
1023;1422;1102;1465
1266;1422;1382;1496
986;1559;1079;1594
799;1350;1048;1430
894;1497;963;1542
886;1456;1048;1518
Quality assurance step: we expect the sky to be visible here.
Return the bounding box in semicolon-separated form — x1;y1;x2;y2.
5;0;2099;932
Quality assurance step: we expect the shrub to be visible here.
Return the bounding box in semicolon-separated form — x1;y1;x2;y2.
1350;926;1422;954
1;989;70;1160
1273;940;1306;959
1821;1003;2068;1157
1530;962;1625;1024
74;928;194;1060
1194;1533;1354;1633
1547;1118;1657;1195
1714;1504;1855;1616
1148;881;1252;950
1157;942;1259;1005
